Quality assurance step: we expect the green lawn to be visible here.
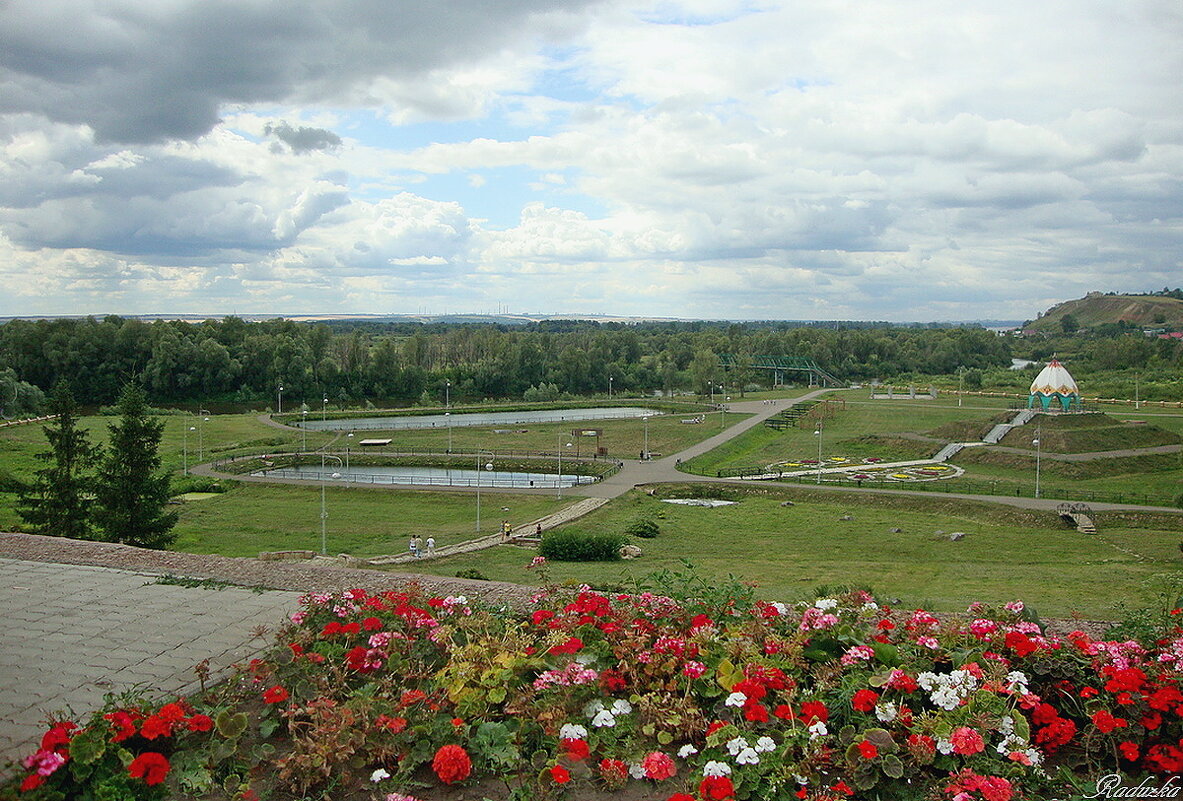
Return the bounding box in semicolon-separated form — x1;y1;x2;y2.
171;482;571;558
413;487;1183;619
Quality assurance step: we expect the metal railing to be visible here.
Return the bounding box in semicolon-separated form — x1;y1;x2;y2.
253;467;600;490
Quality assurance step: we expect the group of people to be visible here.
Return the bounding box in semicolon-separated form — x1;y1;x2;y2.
407;535;435;559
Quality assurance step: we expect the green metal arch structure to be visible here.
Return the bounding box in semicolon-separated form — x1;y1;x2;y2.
719;354;843;387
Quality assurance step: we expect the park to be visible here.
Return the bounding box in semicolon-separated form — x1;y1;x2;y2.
2;316;1183;799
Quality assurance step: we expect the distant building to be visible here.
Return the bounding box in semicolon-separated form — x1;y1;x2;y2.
1027;359;1082;412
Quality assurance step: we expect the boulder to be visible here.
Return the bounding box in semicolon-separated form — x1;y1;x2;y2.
620;544;644;559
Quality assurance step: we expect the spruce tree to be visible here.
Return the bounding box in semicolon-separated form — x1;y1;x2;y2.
93;382;178;549
17;382;98;539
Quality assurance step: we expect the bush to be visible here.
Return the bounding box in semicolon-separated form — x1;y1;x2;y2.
539;529;626;562
171;475;231;495
454;568;491;581
625;518;660;538
1176;492;1183;510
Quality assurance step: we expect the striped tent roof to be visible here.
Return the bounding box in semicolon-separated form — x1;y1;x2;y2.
1029;358;1079;396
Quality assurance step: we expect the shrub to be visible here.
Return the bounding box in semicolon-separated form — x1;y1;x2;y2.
171;475;231;495
625;518;660;539
454;568;491;581
1176;492;1183;510
539;529;626;562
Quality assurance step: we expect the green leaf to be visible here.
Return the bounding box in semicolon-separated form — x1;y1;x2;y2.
657;731;674;745
881;754;905;779
1012;713;1031;743
68;728;107;765
488;687;507;705
215;710;248;739
870;641;901;667
258;717;280;739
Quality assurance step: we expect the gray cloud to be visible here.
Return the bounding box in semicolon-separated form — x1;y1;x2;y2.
265;122;342;154
0;0;602;143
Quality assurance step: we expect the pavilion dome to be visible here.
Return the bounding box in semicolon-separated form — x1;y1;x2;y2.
1027;358;1081;411
1029;359;1078;397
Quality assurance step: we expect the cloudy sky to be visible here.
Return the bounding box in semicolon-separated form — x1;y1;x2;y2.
0;0;1179;321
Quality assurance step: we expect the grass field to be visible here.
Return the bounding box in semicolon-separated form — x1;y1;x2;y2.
170;482;571;558
411;485;1183;619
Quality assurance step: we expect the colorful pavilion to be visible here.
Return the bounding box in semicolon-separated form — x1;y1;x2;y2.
1027;358;1082;411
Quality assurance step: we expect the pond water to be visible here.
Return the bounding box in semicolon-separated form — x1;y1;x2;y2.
253;464;598;489
297;406;664;431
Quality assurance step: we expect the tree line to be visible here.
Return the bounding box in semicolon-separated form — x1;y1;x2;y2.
0;315;1176;411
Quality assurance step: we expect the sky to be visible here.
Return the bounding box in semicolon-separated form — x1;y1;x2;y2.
0;0;1180;322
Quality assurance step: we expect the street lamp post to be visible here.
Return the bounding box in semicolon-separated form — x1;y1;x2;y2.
720;394;729;431
183;425;195;474
475;451;493;533
302;409;307;452
277;385;283;416
609;376;613;400
643;415;650;460
557;439;572;499
346;431;353;471
957;365;966;407
322;395;328;422
445;380;451;409
320;453;343;555
1032;435;1042;499
446;411;452;453
197;409;211;464
814;423;824;484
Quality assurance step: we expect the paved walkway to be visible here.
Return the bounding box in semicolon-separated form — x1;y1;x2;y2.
0;558;301;773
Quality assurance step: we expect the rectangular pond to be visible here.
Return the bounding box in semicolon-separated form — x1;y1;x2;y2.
253;465;598;489
297;406;664;431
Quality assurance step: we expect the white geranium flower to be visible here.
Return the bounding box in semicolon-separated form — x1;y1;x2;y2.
678;744;699;758
875;701;898;723
583;700;605;718
735;747;760;765
726;736;749;756
559;723;588;740
370;768;390;782
591;709;616;728
724;691;748;707
755;736;776;753
937;737;954;755
629;762;645;779
611;699;633;715
808;721;828;739
703;761;732;777
815;598;838;610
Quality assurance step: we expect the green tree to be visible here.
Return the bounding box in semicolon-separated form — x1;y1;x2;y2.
16;382;98;539
1060;314;1080;334
93;383;178;549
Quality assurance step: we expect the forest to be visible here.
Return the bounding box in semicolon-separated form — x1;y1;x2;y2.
0;315;1177;414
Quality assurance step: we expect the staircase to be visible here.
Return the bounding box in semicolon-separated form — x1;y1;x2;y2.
933;443;964;462
983;409;1037;444
1057;502;1097;535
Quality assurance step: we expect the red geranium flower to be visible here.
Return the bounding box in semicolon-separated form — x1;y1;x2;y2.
187;714;213;732
600;758;629;788
104;711;138;742
40;722;76;753
642;751;677;780
668;794;696;801
262;685;289;704
858;740;879;759
951;727;985;755
852;689;879;712
139;714;174;740
799;700;828;724
432;744;472;785
550;764;571;784
699;775;735;800
1091;709;1128;734
561;738;590;761
548;636;584;655
128;752;171;786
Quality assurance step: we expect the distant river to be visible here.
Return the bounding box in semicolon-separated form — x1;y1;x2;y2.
297;406;664;431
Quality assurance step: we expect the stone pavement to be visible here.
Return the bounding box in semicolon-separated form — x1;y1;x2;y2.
0;557;302;774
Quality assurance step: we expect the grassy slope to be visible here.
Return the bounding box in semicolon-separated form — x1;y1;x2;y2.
1026;293;1183;330
409;487;1183;618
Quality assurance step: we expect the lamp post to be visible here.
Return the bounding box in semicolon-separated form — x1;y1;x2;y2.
957;365;966;407
446;411;452;454
557;439;572;499
277;384;283;416
1032;435;1042;499
609;376;613;400
346;431;353;471
721;395;730;431
322;395;328;422
320;454;343;555
183;425;195;474
475;451;493;534
302;409;307;452
445;380;451;409
814;423;824;484
197;409;211;463
643;415;650;460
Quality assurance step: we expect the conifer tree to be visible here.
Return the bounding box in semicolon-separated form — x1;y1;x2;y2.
93;382;178;549
17;382;98;539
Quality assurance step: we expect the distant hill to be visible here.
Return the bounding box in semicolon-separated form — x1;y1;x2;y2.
1026;292;1183;331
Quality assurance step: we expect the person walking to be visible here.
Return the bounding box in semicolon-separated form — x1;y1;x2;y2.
409;535;421;559
425;536;435;557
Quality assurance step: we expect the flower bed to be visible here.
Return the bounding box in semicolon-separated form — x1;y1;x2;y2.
9;566;1183;800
